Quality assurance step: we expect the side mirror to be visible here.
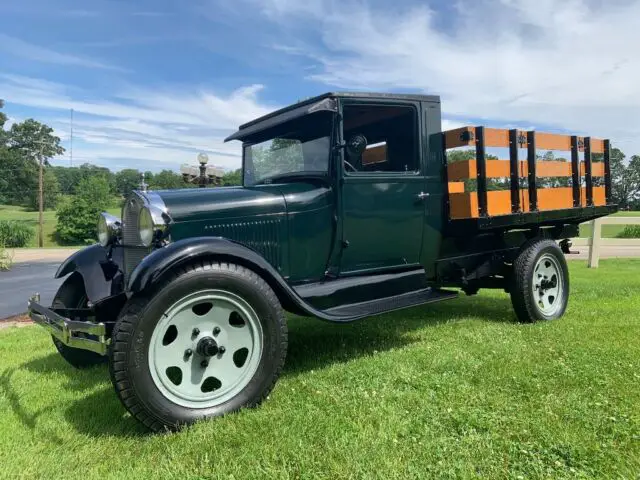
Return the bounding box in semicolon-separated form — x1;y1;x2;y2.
345;134;367;158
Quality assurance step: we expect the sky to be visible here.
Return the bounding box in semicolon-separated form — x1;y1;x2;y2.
1;0;639;172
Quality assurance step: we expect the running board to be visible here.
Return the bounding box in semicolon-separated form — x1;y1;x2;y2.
324;288;458;318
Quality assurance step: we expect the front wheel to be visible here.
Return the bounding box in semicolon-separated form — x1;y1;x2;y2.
510;238;570;323
109;261;288;432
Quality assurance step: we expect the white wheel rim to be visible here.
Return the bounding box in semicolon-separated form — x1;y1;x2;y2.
532;254;564;317
148;289;263;409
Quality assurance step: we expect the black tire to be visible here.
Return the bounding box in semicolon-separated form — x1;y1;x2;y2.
510;238;570;323
108;260;288;432
51;274;108;369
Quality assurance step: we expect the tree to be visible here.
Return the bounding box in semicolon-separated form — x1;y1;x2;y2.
222;168;242;186
28;168;60;210
56;176;111;245
8;118;65;163
115;169;142;197
151;169;184;190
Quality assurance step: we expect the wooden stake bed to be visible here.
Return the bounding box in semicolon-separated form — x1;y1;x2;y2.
443;126;614;230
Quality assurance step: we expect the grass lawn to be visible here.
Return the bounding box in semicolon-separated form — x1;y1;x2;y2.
0;204;120;247
1;259;639;479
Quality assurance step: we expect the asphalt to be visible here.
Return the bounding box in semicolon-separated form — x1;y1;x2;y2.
0;261;64;319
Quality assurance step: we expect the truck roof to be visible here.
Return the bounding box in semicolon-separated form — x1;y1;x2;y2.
235;91;441;131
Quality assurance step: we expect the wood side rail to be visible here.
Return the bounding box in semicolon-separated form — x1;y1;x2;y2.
443;127;611;220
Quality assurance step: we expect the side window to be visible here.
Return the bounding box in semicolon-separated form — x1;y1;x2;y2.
343;104;419;174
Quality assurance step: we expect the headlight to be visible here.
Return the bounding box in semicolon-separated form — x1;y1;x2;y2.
138;207;155;247
97;213;121;247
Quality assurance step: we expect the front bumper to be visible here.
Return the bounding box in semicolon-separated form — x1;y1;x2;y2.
27;294;110;355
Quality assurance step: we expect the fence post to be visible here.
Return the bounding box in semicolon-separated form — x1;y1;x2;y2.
588;218;603;268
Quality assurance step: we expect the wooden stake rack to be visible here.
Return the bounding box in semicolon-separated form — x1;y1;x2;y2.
443;127;612;221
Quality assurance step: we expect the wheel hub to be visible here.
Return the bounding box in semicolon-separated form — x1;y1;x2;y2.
196;337;220;357
532;254;564;316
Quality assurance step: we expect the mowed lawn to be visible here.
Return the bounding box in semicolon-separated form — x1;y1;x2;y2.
0;205;121;247
578;210;640;238
1;260;639;479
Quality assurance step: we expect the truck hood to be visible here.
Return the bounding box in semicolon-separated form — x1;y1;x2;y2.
157;186;287;224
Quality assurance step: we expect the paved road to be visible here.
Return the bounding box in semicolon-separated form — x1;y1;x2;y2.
0;262;64;319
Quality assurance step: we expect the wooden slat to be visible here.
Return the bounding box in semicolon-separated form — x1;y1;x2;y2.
444;127;474;149
590;139;605;154
449;192;478;219
582;186;606;206
537;187;574;211
483;128;510;148
536;161;572;177
448;182;465;193
447;160;474;181
534;132;571;151
580;162;605;176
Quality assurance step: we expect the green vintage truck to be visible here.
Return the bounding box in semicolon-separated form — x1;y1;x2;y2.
28;92;616;432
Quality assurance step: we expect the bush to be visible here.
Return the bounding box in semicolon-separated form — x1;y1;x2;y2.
616;225;640;239
56;176;111;245
0;244;14;271
0;220;35;247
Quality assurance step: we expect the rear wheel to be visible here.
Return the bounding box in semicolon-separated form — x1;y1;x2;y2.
52;274;108;369
109;261;287;432
510;239;570;323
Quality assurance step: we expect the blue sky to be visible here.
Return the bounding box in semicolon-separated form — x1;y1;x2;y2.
1;0;639;172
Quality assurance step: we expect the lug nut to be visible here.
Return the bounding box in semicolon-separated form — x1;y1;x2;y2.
192;328;200;337
213;327;221;336
218;346;226;355
201;360;208;368
184;349;193;358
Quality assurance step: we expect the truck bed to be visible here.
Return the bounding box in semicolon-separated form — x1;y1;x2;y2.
441;126;617;235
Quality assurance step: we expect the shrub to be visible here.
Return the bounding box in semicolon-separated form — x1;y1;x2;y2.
0;220;35;247
56;176;111;245
616;225;640;239
0;244;13;271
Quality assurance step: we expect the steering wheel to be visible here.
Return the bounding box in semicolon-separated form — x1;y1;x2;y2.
344;160;358;172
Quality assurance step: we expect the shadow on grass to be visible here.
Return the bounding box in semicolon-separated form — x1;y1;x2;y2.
9;294;515;437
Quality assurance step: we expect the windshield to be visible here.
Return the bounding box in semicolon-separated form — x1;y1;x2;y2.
243;113;332;186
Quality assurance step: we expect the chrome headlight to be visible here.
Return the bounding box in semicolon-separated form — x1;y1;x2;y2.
97;213;121;247
138;203;169;247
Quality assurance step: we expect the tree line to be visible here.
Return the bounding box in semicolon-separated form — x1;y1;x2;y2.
0;100;242;211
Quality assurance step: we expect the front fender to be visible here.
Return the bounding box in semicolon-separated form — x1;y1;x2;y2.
56;244;124;303
126;237;356;322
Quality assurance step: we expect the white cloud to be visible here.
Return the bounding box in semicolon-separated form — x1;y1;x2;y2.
256;0;640;153
1;74;279;171
0;34;124;71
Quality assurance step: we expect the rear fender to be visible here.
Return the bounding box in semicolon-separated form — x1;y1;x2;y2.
55;244;124;303
126;237;356;322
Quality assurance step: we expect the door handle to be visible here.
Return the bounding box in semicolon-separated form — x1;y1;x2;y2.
417;192;430;200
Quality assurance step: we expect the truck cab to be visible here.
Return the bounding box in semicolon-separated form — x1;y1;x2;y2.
27;92;617;432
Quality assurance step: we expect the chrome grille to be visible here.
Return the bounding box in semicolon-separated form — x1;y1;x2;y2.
122;195;151;282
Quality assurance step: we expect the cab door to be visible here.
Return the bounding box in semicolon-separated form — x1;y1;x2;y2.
338;101;428;274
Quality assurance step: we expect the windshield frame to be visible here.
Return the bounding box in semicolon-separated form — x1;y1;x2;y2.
241;111;336;187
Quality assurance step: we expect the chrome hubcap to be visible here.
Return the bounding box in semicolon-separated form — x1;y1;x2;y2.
148;290;263;408
532;254;563;316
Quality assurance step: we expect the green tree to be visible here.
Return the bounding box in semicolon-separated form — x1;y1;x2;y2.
151;169;184;189
115;169;141;197
28;168;60;210
222;168;242;186
56;176;111;245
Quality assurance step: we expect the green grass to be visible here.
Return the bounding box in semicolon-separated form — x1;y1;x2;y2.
578;211;639;238
0;205;120;247
1;260;639;479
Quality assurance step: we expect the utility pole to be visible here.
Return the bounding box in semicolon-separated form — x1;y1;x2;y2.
37;143;45;248
70;108;74;167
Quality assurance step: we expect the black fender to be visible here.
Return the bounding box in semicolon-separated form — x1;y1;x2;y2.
126;236;356;322
55;244;124;304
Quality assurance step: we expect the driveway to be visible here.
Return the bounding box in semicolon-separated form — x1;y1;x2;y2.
0;261;65;319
